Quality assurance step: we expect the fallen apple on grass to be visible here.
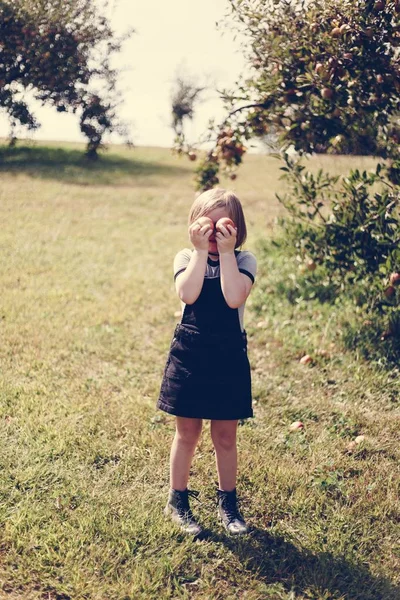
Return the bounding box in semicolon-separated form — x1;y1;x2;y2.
346;441;357;452
300;354;313;365
289;421;304;431
346;435;366;452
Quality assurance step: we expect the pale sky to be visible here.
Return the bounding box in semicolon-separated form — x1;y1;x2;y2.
0;0;248;147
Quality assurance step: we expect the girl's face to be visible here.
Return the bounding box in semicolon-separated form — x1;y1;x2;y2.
204;206;232;255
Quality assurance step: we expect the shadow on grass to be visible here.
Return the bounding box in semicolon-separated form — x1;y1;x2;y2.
211;527;399;600
0;144;189;187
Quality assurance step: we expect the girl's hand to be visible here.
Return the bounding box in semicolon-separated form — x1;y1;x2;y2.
216;223;237;254
189;219;213;252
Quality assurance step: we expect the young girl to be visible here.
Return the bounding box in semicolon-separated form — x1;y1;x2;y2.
156;188;257;536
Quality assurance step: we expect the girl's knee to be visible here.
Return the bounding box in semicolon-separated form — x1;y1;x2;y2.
175;417;202;445
211;420;237;450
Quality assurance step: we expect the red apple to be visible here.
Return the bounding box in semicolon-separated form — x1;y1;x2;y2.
389;272;400;285
300;354;313;365
321;88;333;100
384;286;395;298
289;421;304;431
188;152;197;161
196;216;214;231
216;217;235;232
306;259;317;271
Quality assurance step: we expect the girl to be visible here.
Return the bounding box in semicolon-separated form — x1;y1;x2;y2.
156;188;257;536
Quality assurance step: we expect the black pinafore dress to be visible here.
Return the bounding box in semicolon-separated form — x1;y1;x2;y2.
156;270;253;420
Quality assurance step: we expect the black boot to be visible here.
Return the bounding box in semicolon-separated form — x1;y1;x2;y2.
164;488;202;536
217;488;249;535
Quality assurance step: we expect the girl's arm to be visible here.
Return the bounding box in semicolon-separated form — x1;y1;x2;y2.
175;221;212;305
219;253;252;308
217;223;253;308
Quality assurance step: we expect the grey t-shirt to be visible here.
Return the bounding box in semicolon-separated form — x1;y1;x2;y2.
173;248;257;331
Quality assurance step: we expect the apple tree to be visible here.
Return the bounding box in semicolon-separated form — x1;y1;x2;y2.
174;0;400;187
0;0;133;157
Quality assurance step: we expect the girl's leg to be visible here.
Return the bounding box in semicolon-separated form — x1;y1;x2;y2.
170;416;203;491
210;419;238;491
211;419;248;535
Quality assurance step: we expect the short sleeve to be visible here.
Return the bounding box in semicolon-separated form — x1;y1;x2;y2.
237;251;257;284
173;248;192;281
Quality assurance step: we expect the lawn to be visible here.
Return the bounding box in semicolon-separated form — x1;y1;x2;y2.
0;140;398;599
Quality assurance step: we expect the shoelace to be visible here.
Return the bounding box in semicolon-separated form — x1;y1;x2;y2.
175;489;200;520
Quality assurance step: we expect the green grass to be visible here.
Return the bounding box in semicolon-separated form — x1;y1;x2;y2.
0;140;398;599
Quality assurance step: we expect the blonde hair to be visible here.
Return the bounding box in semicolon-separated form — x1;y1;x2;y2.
188;188;247;248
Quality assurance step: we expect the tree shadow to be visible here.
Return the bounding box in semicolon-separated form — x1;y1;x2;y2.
0;144;189;187
208;527;399;600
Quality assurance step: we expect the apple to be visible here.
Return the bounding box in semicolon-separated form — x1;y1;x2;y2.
316;348;329;357
216;217;235;232
389;272;400;285
321;88;333;100
306;259;317;271
289;421;304;431
196;216;214;231
300;354;313;365
188;152;197;161
230;173;237;180
384;286;395;298
374;0;385;10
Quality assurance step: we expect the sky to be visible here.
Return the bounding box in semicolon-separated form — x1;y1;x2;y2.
0;0;248;148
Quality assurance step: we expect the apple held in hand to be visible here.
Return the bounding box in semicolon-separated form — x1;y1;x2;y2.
216;217;236;232
196;216;214;231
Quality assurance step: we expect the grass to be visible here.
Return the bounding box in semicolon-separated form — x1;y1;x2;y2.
0;140;398;599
